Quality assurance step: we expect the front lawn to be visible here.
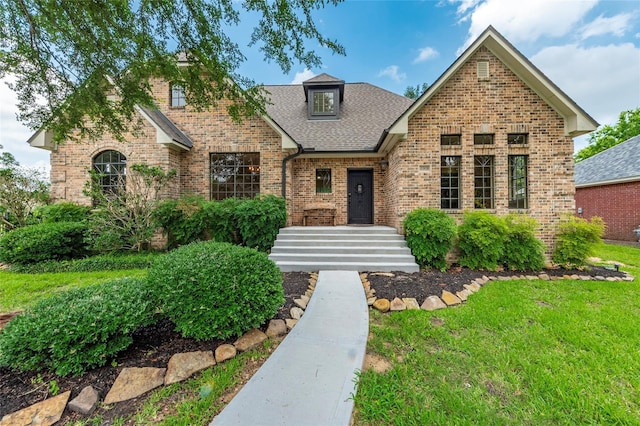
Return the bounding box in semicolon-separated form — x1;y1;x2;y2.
0;269;147;313
354;243;640;425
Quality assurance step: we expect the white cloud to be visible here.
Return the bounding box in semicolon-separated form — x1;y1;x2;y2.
0;77;50;171
290;68;316;84
378;65;407;83
580;13;633;40
455;0;598;53
532;42;640;133
413;46;439;63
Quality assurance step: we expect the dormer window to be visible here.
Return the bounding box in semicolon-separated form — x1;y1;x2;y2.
311;89;338;117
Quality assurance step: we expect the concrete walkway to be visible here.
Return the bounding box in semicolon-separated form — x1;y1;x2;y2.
211;270;369;426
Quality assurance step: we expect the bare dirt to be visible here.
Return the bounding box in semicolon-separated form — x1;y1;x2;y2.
0;267;626;424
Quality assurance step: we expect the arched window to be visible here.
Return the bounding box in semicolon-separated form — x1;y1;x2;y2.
93;150;126;194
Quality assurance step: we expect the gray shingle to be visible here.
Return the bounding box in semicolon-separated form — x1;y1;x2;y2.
264;83;413;151
575;135;640;186
140;107;193;148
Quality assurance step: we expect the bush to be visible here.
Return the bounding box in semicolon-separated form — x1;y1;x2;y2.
552;215;605;268
403;208;456;270
0;278;156;376
457;211;508;270
148;241;284;340
235;195;286;252
9;252;159;273
36;202;90;223
202;198;243;244
0;221;88;264
501;214;546;271
153;196;207;248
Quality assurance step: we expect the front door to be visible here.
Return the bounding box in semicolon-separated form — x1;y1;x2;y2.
347;169;373;224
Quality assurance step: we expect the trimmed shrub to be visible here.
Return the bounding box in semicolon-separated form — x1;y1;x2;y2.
457;211;508;270
153;196;207;248
552;215;605;268
9;252;159;273
403;208;456;270
148;241;284;340
0;221;88;264
0;278;156;376
202;198;243;244
502;214;546;271
37;202;90;223
235;195;286;252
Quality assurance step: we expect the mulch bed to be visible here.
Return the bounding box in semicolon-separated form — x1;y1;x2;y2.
0;267;627;423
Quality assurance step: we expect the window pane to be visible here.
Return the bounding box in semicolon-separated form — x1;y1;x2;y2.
474;134;494;145
441;134;461;146
93;150;126;196
508;133;528;145
171;84;186;107
509;155;528;209
440;156;461;209
316;169;332;193
210;153;260;200
312;91;335;114
474;155;494;209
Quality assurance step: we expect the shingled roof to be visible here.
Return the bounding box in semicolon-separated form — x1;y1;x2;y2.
575;135;640;187
264;81;413;152
139;107;194;149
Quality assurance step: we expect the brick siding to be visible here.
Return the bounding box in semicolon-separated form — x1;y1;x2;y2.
575;181;640;241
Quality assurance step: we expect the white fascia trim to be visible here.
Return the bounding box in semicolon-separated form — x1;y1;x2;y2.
298;151;382;159
28;129;56;151
576;175;640;188
262;115;298;150
135;106;190;151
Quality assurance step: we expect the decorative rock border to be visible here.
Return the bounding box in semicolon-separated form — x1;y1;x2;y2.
363;271;635;313
1;275;320;424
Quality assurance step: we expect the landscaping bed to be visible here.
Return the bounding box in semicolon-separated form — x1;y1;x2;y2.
0;266;626;424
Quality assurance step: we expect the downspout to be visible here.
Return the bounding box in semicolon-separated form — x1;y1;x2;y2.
281;143;303;198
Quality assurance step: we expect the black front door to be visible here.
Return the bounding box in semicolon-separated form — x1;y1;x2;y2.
347;169;373;224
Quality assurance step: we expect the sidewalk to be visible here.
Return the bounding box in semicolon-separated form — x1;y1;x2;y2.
210;270;369;426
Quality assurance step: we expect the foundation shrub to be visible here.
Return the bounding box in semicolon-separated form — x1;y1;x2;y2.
148;241;284;340
457;211;508;270
552;215;605;268
0;278;156;376
235;195;286;252
403;208;456;270
0;221;88;264
9;252;158;273
501;214;546;271
153;195;207;248
36;201;90;223
202;197;243;244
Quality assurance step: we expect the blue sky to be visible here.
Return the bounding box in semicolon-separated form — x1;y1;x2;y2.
1;0;639;170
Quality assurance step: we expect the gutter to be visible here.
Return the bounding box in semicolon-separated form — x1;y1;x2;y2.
281;143;303;198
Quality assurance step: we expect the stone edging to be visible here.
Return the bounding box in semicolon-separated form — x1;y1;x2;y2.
361;271;635;314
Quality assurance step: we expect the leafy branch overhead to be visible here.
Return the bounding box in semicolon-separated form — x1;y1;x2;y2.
0;0;345;143
575;108;640;162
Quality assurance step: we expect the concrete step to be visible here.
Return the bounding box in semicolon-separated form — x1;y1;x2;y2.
276;233;403;241
278;226;399;235
275;261;420;273
270;245;412;255
269;252;416;264
272;239;408;248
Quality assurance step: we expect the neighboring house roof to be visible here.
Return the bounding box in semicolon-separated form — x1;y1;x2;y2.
264;81;413;152
379;26;599;156
139;107;194;149
575;135;640;187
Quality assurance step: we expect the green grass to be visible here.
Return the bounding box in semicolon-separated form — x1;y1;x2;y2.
0;269;147;313
354;243;640;425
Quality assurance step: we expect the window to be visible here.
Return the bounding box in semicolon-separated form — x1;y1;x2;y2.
508;133;528;144
310;90;338;117
441;156;461;209
474;155;494;209
509;155;528;209
210;153;260;200
316;169;332;193
171;84;186;107
441;135;461;146
93;150;126;195
474;134;494;145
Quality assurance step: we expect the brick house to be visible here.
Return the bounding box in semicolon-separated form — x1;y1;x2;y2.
28;26;597;250
575;135;640;242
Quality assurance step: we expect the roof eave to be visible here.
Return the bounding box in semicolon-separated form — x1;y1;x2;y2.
576;175;640;188
27;129;56;151
136;107;191;151
261;115;300;151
